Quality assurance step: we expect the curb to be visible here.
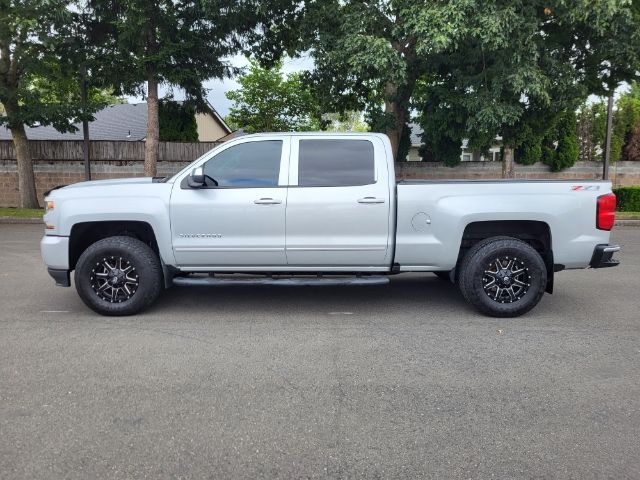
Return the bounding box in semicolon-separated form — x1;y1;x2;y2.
0;217;43;224
615;219;640;227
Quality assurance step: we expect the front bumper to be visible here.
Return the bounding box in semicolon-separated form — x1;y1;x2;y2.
41;235;70;286
589;244;620;268
48;268;70;287
41;234;69;269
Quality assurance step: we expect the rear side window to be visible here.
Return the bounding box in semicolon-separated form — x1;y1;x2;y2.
298;139;375;187
203;140;282;187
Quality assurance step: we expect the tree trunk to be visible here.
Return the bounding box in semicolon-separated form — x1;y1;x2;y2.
384;82;408;161
502;145;515;178
4;99;39;208
144;74;159;177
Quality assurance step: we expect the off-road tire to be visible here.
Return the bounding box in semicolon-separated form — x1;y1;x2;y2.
458;236;547;317
75;236;162;316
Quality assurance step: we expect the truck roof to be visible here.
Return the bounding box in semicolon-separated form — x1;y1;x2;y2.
235;131;389;139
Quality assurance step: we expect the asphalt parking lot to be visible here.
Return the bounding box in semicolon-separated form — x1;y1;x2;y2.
1;224;639;479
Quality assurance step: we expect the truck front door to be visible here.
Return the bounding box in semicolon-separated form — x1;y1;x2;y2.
285;136;392;268
170;137;289;268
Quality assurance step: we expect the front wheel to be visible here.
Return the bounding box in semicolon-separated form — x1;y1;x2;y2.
75;236;162;316
458;237;547;318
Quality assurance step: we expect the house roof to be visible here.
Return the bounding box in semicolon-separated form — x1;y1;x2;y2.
0;103;148;141
216;128;247;142
0;101;231;141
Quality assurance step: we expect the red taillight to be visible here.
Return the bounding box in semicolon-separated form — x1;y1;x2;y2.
596;193;616;231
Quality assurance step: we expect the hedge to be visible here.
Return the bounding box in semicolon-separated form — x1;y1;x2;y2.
614;186;640;212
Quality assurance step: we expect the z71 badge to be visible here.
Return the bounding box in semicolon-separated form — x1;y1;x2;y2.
571;185;600;191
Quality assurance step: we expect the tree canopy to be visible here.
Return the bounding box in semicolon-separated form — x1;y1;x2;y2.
412;1;640;174
226;61;320;133
0;0;112;207
256;0;640;173
95;0;272;174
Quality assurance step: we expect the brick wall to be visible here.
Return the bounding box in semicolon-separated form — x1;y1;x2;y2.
1;140;639;208
0;160;186;207
0;140;219;208
396;161;640;184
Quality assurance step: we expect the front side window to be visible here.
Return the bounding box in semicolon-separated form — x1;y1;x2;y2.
202;140;282;187
298;139;375;187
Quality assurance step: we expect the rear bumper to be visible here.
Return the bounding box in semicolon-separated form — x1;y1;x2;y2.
589;244;620;268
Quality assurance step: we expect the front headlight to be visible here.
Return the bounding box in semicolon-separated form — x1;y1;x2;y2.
44;199;55;230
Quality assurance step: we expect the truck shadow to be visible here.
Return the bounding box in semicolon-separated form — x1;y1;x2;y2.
153;274;472;317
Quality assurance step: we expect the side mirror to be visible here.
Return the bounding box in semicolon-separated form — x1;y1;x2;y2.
187;166;205;188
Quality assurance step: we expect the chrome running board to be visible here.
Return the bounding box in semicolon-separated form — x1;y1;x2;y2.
172;275;390;287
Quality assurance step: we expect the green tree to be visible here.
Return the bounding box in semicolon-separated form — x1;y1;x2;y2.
0;0;109;207
226;61;320;133
323;111;369;132
417;1;639;177
624;124;640;161
539;110;580;171
101;0;267;175
257;0;640;170
612;82;640;162
256;0;488;159
515;125;543;166
553;110;580;171
576;101;607;162
413;80;469;166
158;100;198;142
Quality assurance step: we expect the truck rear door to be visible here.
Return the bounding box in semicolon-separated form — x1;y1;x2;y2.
285;135;392;268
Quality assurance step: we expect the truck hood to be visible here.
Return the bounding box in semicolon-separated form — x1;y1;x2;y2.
62;177;155;190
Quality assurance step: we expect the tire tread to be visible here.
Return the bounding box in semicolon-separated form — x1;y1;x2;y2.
75;236;162;316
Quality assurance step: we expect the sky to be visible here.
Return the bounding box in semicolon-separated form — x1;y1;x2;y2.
127;54;315;117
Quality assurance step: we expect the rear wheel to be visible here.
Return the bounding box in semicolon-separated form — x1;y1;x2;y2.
75;236;162;316
458;237;547;317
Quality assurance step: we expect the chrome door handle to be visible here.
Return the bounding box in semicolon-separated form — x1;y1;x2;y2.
254;198;282;205
357;197;385;204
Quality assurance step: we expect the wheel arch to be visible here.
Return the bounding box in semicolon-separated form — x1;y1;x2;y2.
457;220;555;293
69;221;160;271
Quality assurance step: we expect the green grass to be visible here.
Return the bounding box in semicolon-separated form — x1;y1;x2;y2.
617;211;640;220
0;208;43;218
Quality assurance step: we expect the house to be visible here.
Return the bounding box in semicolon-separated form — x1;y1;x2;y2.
0;101;231;142
407;123;502;162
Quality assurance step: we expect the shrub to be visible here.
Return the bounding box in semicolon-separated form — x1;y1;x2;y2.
552;110;579;171
614;186;640;211
159;100;199;142
515;124;542;165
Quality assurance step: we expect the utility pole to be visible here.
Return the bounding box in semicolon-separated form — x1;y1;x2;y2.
79;10;91;181
603;91;614;180
81;63;91;181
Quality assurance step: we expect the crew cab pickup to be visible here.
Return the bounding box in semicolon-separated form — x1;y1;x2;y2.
41;132;620;317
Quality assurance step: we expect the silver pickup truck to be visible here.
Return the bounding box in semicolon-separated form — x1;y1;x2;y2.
41;132;619;317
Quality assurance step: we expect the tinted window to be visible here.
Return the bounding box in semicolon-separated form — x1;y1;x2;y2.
298;139;375;187
203;140;282;187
